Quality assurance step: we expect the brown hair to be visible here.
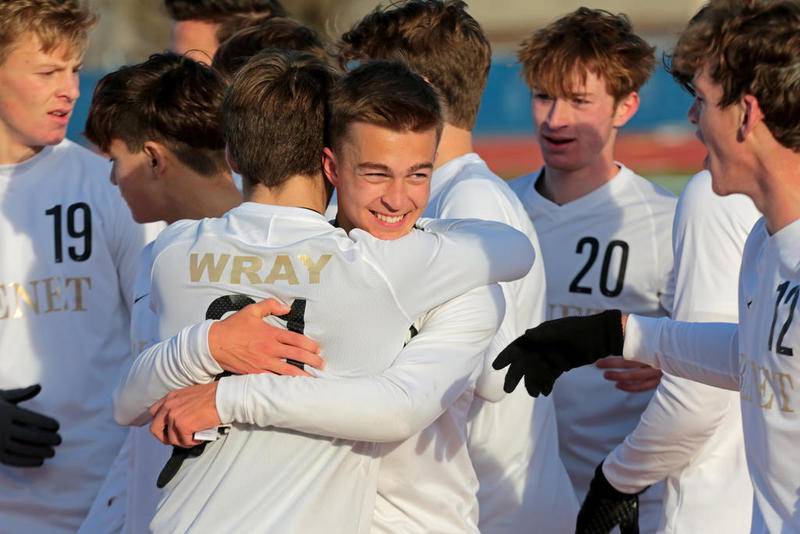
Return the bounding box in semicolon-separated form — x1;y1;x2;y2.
329;60;443;153
0;0;97;64
669;0;800;150
518;7;655;101
85;53;227;177
212;17;329;79
222;50;337;188
164;0;286;23
337;0;490;130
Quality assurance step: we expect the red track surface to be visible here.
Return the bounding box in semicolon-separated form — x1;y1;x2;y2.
474;132;706;177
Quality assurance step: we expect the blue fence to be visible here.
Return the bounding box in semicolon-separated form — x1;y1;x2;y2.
67;56;694;145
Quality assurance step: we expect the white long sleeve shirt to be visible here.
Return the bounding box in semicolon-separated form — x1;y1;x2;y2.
624;216;800;534
510;165;675;532
114;204;533;533
603;171;758;533
0;141;147;533
305;153;573;533
438;154;576;534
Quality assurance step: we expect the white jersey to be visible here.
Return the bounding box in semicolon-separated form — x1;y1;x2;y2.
603;172;757;533
625;215;800;533
509;165;675;530
115;202;534;533
79;227;169;534
0;140;146;532
434;154;576;534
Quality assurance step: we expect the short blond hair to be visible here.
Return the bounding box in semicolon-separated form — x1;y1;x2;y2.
0;0;97;64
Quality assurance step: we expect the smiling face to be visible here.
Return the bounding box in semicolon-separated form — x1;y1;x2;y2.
0;32;82;163
325;121;437;240
687;66;754;196
532;69;637;177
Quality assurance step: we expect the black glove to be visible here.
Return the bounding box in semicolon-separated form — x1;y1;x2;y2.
576;462;647;534
492;310;623;397
0;385;61;467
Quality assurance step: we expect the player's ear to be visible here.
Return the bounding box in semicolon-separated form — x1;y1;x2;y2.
322;147;339;188
737;94;763;142
143;142;167;178
225;145;240;174
612;91;640;128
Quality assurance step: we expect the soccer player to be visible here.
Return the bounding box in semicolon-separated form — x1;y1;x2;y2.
77;53;247;533
495;1;800;531
509;8;675;529
0;1;148;531
592;169;758;533
211;16;331;79
115;53;533;532
165;0;286;61
335;3;576;531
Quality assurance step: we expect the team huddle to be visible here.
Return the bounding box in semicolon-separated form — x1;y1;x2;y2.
0;0;798;533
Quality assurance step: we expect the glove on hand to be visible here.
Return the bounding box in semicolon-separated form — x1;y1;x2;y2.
576;462;646;534
492;310;624;397
0;385;61;467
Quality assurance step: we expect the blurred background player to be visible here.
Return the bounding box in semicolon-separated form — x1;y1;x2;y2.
0;1;148;531
496;1;800;531
78;52;242;533
211;16;332;79
114;54;532;533
509;8;675;530
164;0;286;61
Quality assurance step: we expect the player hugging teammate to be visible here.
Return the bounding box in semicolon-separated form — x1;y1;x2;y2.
2;1;800;534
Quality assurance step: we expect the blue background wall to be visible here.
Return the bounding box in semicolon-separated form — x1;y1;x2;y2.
67;57;694;145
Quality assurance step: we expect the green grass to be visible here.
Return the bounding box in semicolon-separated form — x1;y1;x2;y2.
646;174;691;196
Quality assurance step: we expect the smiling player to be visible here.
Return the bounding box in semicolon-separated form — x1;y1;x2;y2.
113;55;533;532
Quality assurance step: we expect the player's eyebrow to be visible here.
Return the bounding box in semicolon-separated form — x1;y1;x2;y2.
356;162;392;173
407;162;433;173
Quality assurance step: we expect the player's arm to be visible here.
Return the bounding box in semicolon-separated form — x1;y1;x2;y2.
356;217;533;319
155;284;504;446
600;373;733;494
428;177;538;402
493;312;741;398
113;298;323;426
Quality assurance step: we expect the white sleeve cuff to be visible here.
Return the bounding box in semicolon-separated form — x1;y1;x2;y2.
189;320;225;379
216;375;249;425
622;314;662;368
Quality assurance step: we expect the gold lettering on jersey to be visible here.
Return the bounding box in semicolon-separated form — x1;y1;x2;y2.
0;276;93;319
189;253;230;283
740;355;796;413
548;303;605;320
297;254;331;284
65;277;91;312
42;277;64;313
188;253;331;285
264;255;299;285
231;256;263;284
12;282;40;318
0;284;9;320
